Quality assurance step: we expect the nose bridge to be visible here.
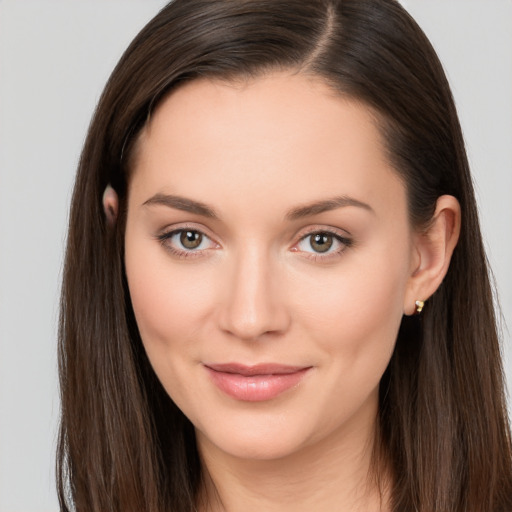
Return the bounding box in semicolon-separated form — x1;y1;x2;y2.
218;241;289;340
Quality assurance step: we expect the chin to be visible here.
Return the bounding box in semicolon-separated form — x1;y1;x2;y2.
195;413;315;462
204;434;307;462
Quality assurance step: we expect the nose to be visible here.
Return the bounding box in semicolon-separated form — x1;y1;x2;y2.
217;245;291;341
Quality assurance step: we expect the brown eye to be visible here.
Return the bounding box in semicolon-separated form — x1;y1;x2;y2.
310;233;334;253
157;228;217;257
180;230;203;249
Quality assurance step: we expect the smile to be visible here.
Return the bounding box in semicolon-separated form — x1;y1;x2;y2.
204;363;312;402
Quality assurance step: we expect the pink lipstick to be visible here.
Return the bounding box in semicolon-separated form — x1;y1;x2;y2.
204;363;311;402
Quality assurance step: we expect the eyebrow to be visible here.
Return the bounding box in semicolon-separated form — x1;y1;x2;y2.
285;196;374;220
143;193;219;218
142;193;374;220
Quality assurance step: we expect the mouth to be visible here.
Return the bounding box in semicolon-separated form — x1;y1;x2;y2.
204;363;312;402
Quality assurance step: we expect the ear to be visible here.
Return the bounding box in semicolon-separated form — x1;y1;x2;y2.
102;184;119;226
403;195;461;315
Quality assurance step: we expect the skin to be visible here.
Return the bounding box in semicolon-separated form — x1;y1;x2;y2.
123;71;460;512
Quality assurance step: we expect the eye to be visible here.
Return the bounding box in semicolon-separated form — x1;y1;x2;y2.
295;231;351;256
157;228;218;257
178;230;205;250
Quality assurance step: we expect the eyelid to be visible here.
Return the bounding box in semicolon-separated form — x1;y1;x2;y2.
155;223;221;259
154;222;353;261
294;224;352;240
156;221;217;237
290;225;353;260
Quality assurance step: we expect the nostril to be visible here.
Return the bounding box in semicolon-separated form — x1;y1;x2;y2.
216;252;291;340
217;295;291;341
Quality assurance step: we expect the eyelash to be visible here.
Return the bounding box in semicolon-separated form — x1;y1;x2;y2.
293;228;353;262
155;225;219;259
155;226;353;261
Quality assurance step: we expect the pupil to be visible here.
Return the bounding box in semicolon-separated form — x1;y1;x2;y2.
180;230;202;249
311;233;333;253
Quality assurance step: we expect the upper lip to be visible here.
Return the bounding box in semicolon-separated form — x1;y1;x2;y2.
205;363;310;376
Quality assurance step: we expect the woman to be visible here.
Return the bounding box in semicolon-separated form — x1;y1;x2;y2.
57;0;512;511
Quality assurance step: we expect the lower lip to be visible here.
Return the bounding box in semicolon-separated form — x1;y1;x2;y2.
205;367;311;402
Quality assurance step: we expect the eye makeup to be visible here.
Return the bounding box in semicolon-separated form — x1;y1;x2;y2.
154;222;354;263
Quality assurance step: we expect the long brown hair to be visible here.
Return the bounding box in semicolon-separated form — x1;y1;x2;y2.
57;0;512;510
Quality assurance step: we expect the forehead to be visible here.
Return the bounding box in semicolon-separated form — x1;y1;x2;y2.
129;72;405;220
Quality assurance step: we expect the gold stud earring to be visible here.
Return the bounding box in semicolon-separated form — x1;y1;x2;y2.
415;300;425;314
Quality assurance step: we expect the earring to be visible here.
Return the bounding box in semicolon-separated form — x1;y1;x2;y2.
415;300;425;314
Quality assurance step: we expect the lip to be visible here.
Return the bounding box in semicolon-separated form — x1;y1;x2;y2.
204;363;311;402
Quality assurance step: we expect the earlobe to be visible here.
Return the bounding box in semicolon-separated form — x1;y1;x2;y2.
102;184;119;226
404;195;461;315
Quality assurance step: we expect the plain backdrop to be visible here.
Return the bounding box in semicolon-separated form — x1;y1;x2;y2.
0;1;510;511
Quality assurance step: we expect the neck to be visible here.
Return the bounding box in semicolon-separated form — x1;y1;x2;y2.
196;411;390;512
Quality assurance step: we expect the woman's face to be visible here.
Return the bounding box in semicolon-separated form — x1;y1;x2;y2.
125;72;418;461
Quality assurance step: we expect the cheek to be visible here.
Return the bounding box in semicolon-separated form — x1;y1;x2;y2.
125;244;221;412
125;232;217;361
286;244;410;430
293;241;410;363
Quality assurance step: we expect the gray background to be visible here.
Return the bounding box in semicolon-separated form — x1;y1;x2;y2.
0;1;510;510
